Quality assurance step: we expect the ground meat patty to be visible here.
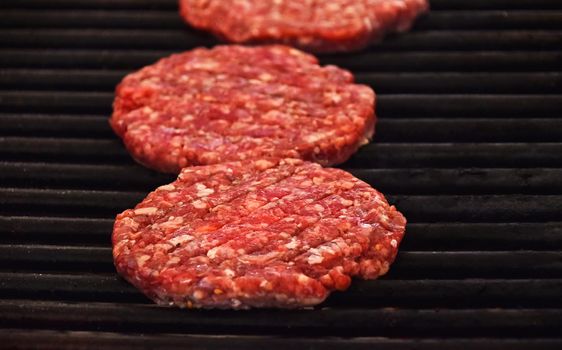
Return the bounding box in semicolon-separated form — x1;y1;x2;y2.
179;0;429;53
110;45;375;173
113;158;406;309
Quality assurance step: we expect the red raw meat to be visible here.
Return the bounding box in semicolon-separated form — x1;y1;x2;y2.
113;158;406;309
179;0;429;53
111;45;375;173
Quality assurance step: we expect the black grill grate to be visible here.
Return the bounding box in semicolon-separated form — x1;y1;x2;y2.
1;0;562;348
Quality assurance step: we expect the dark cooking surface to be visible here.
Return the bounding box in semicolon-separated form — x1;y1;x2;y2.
1;0;562;348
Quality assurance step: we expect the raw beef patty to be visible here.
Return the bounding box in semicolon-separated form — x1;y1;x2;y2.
110;45;376;173
179;0;429;53
113;158;406;309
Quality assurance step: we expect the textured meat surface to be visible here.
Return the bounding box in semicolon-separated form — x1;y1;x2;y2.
110;45;375;173
113;158;406;309
179;0;429;53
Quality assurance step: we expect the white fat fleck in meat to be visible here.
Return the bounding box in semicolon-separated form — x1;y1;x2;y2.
158;184;175;191
379;213;390;224
192;199;207;209
313;204;324;212
159;216;184;229
245;198;264;210
154;243;173;251
363;17;373;30
113;241;128;254
324;91;343;104
340;181;355;190
309;240;347;265
148;112;159;121
192;290;205;300
259;280;273;290
240;251;279;264
169;234;194;246
134;207;158;215
207;247;219;259
358;136;370;146
297;274;311;284
141;106;153;114
190;59;219;70
328;239;345;252
312;177;324;185
124;218;139;230
195;183;215;197
170;137;183;148
326;3;341;11
143;244;153;252
390;239;398;248
258;72;274;81
307;255;325;265
307;248;325;265
303;131;333;144
167;256;181;265
248;79;262;85
254;159;275;170
136;255;150;267
285;237;299;250
199;188;215;197
261;110;285;122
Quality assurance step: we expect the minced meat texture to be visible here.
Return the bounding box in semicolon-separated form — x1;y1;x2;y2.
113;158;406;309
179;0;429;53
110;45;375;173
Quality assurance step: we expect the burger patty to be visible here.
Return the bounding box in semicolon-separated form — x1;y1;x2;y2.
179;0;429;53
110;45;376;173
113;158;406;309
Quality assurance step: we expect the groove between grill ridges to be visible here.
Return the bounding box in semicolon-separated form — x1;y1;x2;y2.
0;298;561;338
3;139;562;168
1;92;560;116
0;10;561;31
1;273;561;308
1;70;561;94
4;272;562;293
2;49;561;71
3;163;562;195
1;330;562;350
0;0;179;10
0;30;561;51
4;115;562;143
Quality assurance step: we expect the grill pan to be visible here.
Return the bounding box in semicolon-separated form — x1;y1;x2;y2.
1;0;562;348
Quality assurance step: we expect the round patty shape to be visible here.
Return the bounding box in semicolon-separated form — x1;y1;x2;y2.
113;158;406;309
179;0;429;53
110;45;375;173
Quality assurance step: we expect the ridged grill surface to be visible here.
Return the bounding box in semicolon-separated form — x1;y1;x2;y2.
0;0;561;348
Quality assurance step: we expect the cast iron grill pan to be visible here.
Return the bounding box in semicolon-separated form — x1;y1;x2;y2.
0;0;561;348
